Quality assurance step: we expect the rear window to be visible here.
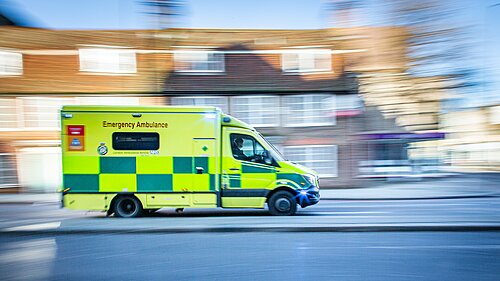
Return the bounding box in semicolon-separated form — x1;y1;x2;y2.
112;132;159;150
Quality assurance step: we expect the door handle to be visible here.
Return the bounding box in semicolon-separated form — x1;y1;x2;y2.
229;168;240;171
196;167;204;174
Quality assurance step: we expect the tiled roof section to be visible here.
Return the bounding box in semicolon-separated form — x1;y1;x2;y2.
164;45;351;92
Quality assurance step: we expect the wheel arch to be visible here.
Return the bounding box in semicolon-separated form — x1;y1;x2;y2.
266;186;297;203
107;193;144;216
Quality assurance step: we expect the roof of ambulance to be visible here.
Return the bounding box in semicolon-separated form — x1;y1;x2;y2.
61;105;254;130
61;105;221;113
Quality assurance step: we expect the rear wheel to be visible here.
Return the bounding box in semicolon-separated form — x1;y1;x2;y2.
114;196;143;218
268;191;297;216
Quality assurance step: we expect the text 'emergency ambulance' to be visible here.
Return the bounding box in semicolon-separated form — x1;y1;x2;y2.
102;121;169;129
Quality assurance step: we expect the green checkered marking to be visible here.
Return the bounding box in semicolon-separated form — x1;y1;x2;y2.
100;157;136;174
209;174;216;191
137;174;173;192
194;157;209;172
277;173;305;188
65;156;217;192
241;163;275;173
228;174;241;188
173;157;193;174
64;174;99;192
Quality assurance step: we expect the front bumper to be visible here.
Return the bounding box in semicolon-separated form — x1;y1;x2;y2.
297;187;320;208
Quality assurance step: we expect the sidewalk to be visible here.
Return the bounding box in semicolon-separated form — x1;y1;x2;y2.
322;175;500;200
0;175;498;204
0;193;60;204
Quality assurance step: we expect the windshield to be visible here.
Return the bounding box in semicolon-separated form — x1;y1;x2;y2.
257;133;285;162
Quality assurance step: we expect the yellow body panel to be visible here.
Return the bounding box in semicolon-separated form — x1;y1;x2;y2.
241;173;276;189
99;174;137;192
172;174;193;191
192;193;217;205
63;156;100;174
64;194;110;211
146;194;191;207
221;197;267;208
136;156;173;174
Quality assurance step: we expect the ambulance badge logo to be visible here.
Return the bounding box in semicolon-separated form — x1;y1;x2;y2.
97;143;108;155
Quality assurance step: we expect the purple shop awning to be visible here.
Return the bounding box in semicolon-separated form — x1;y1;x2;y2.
359;132;446;141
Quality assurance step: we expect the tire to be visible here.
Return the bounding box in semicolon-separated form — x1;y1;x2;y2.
268;191;297;216
114;196;143;218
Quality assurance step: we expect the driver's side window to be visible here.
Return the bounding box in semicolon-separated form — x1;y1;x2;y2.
230;133;266;164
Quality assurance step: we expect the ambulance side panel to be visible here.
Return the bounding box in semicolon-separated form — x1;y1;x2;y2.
61;110;220;210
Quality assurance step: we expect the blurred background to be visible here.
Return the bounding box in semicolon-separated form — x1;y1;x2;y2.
0;0;498;192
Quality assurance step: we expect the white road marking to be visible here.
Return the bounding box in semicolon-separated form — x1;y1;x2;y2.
297;245;500;250
365;245;500;250
306;211;389;215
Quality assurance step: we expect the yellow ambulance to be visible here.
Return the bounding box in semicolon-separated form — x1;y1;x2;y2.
61;106;320;217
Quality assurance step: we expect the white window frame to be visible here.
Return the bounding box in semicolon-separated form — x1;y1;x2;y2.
173;51;225;74
170;96;229;113
75;96;140;106
0;98;20;130
0;96;146;132
79;48;137;74
0;153;18;188
282;94;336;127
230;95;280;127
283;144;338;177
20;97;76;130
281;49;332;74
0;50;22;76
336;94;363;111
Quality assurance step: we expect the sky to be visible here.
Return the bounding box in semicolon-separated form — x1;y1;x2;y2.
3;0;496;31
5;0;326;29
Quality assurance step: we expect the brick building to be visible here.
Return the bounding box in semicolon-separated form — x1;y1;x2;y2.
0;25;443;191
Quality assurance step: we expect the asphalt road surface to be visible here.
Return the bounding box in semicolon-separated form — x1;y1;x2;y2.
1;198;500;230
1;232;500;281
1;198;500;280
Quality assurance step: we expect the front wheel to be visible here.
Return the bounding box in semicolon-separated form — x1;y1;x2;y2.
114;196;143;218
268;191;297;216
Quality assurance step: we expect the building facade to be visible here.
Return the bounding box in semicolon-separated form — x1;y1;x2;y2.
0;26;441;191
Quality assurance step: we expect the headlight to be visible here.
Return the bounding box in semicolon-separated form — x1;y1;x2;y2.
303;174;316;186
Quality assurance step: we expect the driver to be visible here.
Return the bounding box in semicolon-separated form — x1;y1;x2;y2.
232;137;250;161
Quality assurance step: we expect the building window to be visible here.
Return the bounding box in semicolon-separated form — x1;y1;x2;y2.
282;50;331;73
0;153;18;188
170;96;229;113
0;98;19;129
282;94;336;126
0;50;22;76
21;97;75;129
231;96;280;127
76;96;140;106
79;48;136;74
336;94;363;116
0;97;145;131
283;145;337;177
112;132;160;150
174;51;225;73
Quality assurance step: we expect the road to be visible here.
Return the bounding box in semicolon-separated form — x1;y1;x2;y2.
1;232;500;281
1;198;500;280
1;198;500;231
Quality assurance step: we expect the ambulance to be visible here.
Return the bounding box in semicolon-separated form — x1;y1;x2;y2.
61;106;320;217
